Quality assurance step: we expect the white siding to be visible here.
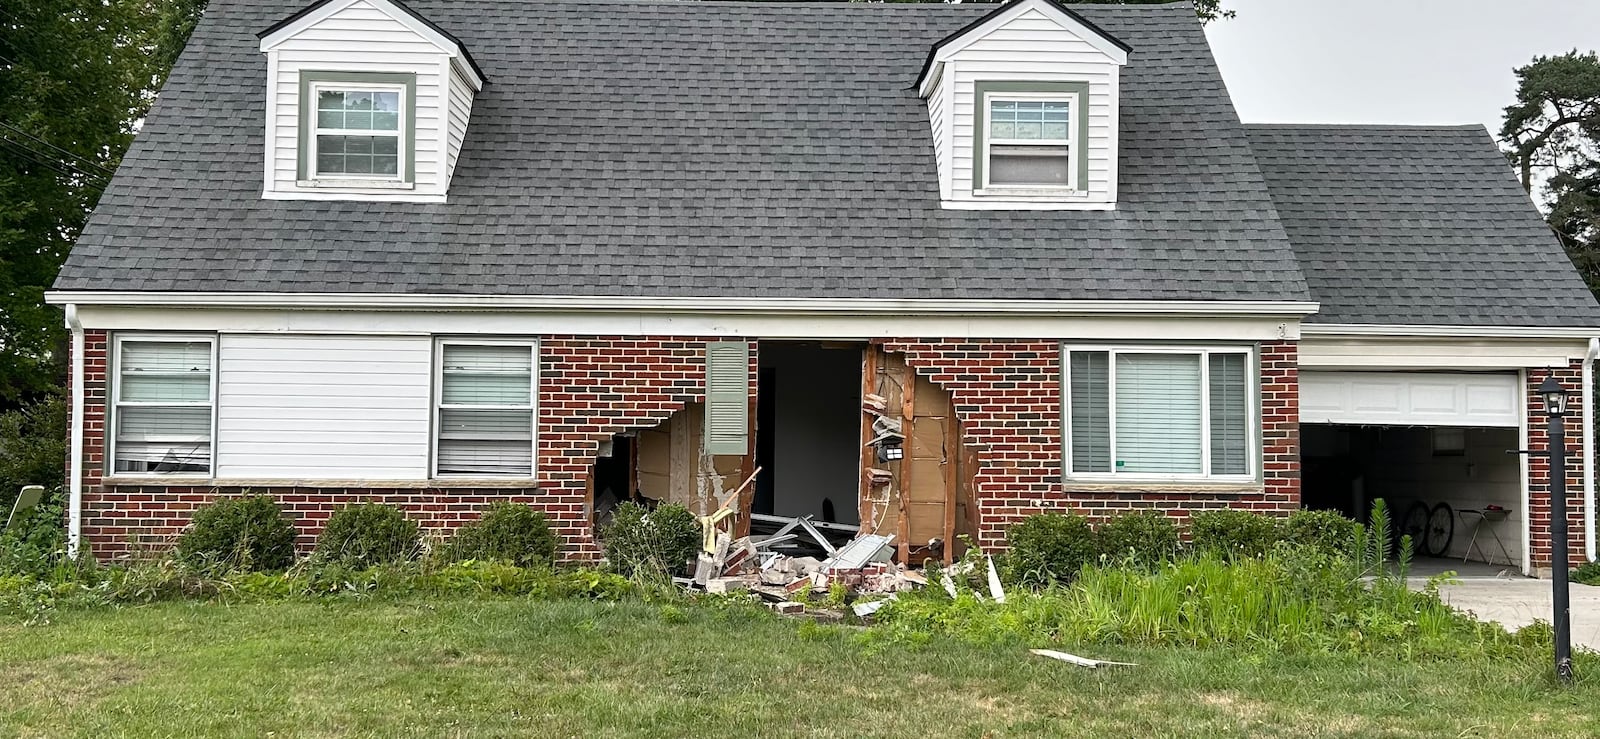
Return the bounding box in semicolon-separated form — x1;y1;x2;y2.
445;62;474;182
926;69;951;200
929;5;1122;209
215;335;433;479
264;0;459;200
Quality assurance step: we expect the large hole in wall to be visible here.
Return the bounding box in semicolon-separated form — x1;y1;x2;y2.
753;342;865;525
591;402;747;529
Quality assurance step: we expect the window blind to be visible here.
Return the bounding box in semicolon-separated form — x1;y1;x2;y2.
1069;351;1110;473
114;340;212;474
1208;353;1250;476
1113;353;1202;474
437;344;533;476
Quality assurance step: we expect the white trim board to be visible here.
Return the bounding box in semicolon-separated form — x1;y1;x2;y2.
1300;336;1593;370
67;306;1307;342
917;0;1128;98
48;291;1319;317
1303;323;1600;340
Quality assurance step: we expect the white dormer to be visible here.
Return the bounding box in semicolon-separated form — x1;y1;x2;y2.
259;0;485;202
919;0;1129;211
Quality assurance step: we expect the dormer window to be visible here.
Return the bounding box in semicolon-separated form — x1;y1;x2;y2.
973;81;1089;195
298;72;415;188
985;95;1077;189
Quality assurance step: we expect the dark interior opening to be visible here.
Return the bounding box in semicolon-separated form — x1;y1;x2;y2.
591;434;634;525
754;341;864;525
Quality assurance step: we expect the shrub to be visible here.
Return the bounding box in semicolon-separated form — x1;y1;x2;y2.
438;503;558;568
0;486;69;578
1002;513;1096;588
1096;510;1179;565
177;496;298;571
0;395;67;514
1283;509;1358;555
601;501;700;579
314;503;420;568
1189;509;1283;559
1572;559;1600;587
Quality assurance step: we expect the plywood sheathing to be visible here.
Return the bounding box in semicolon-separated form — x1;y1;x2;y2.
860;345;967;564
631;402;744;517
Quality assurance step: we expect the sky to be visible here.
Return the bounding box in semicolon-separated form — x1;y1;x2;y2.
1203;0;1600;136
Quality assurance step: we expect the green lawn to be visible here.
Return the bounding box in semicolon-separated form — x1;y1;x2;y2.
1;597;1595;738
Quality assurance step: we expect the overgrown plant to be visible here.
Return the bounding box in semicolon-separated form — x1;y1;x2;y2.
1096;510;1179;566
177;495;299;572
1282;509;1358;555
1189;509;1282;559
1002;513;1096;588
438;503;558;568
314;504;421;569
600;502;700;580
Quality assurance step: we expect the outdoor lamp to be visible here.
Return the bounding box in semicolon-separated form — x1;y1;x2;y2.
876;438;904;463
1538;375;1570;416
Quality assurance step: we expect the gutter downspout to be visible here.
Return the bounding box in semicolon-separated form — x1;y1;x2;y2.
65;305;84;558
1587;338;1599;564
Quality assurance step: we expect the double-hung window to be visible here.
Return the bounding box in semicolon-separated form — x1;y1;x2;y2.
299;72;415;184
435;341;536;477
111;336;215;475
977;82;1086;191
1065;347;1253;481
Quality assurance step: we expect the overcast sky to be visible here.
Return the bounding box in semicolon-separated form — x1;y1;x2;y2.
1203;0;1600;136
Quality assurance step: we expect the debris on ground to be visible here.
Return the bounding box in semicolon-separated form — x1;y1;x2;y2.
1028;649;1138;669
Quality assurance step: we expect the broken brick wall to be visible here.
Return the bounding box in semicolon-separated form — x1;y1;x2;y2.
883;339;1301;552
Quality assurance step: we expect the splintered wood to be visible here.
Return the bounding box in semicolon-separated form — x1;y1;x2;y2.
858;347;964;564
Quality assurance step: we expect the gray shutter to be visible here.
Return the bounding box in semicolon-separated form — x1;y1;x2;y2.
704;341;750;456
1068;351;1111;473
1208;353;1250;476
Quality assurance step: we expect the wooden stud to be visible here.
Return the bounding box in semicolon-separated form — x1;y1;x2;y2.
897;360;914;563
943;408;959;565
858;343;880;529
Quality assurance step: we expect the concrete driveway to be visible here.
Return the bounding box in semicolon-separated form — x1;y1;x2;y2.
1420;578;1600;651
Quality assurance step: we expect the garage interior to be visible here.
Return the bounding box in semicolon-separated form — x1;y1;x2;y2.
1302;425;1522;569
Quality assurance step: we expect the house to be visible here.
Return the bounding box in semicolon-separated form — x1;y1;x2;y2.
45;0;1600;575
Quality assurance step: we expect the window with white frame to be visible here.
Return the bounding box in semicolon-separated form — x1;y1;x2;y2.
435;342;535;476
112;337;215;475
984;93;1079;188
1065;347;1253;480
310;84;405;179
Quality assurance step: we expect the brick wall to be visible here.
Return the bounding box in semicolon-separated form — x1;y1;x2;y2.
1527;363;1589;569
884;339;1301;551
75;332;755;561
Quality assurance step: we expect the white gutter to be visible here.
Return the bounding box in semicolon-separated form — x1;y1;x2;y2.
1303;323;1600;340
65;304;84;558
1587;337;1599;563
42;291;1322;318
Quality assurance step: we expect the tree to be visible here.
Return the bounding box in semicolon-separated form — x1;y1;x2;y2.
1500;51;1600;294
0;0;206;409
1075;0;1232;24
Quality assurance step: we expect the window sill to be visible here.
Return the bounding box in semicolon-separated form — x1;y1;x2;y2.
102;477;542;489
1061;479;1264;494
296;178;414;190
974;187;1087;198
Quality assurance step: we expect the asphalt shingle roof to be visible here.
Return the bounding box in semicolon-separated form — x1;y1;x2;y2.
1245;124;1600;327
54;0;1314;303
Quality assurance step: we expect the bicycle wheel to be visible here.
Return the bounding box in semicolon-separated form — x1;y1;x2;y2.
1425;502;1455;558
1401;501;1430;553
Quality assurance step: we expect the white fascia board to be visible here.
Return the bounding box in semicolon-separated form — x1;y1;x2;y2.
259;0;476;88
919;0;1128;98
1302;323;1600;340
45;291;1318;317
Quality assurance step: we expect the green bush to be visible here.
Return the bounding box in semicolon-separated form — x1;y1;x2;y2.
1283;509;1358;555
1096;510;1179;565
1572;559;1600;587
176;496;298;571
601;502;700;579
314;503;420;568
0;486;68;577
438;503;558;568
1189;509;1283;559
1002;513;1096;588
0;395;66;514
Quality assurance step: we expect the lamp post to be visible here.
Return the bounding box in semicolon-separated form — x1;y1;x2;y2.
1537;375;1574;683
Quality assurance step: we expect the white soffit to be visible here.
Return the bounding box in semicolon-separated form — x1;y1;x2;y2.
1300;371;1521;428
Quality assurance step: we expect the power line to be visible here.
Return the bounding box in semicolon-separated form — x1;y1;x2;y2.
0;121;118;179
0;134;109;187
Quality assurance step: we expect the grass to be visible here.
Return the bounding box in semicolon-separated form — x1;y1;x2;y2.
1;596;1596;738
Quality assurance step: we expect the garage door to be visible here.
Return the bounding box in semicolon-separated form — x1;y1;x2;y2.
1300;371;1521;427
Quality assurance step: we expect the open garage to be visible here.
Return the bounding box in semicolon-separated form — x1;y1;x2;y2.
1300;371;1524;570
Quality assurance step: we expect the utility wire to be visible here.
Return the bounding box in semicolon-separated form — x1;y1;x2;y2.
0;121;118;179
0;134;109;186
